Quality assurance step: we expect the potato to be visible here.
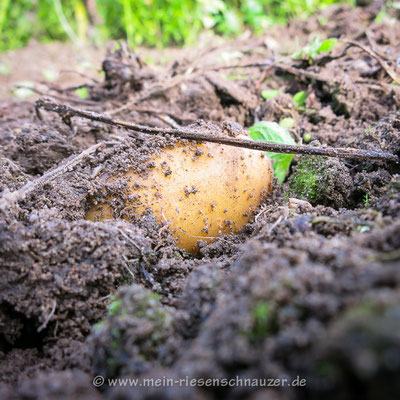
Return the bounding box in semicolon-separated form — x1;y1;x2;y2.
86;138;273;253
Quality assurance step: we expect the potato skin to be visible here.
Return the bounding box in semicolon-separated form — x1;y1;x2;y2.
86;140;273;253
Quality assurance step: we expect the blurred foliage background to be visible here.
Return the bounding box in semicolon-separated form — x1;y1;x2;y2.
0;0;354;53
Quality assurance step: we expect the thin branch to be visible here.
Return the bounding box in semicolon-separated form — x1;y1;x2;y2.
47;82;95;93
108;75;186;115
16;85;98;106
35;99;398;163
191;44;350;75
60;69;100;84
108;104;196;123
155;114;181;128
194;61;274;72
273;63;332;83
0;141;116;211
342;39;400;85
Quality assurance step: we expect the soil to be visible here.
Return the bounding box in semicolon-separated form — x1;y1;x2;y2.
1;3;400;399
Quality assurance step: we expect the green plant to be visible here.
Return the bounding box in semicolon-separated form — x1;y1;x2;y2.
92;285;175;380
0;62;11;75
240;0;270;33
0;0;353;53
292;90;307;107
363;193;370;206
75;86;89;99
279;117;295;129
121;0;134;46
356;225;370;233
13;81;35;99
293;36;337;63
288;156;324;203
37;0;77;43
200;0;242;35
223;73;249;80
375;1;400;23
261;89;281;100
247;301;277;342
0;0;33;52
108;296;121;316
248;121;297;184
0;0;11;35
73;0;89;42
288;155;352;207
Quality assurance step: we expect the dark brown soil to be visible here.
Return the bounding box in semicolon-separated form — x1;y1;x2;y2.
1;3;400;399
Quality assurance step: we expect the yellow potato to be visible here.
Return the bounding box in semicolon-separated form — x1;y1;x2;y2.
86;139;273;253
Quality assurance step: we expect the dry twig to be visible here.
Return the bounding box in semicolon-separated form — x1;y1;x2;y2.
109;104;195;124
342;39;400;85
0;141;116;211
16;85;98;106
108;75;185;115
35;99;398;163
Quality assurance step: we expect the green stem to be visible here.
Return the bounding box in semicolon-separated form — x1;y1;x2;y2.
52;0;81;46
0;0;11;34
121;0;134;46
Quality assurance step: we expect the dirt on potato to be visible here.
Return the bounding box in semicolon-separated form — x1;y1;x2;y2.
1;3;400;399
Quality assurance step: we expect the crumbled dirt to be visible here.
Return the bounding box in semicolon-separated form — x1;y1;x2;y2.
1;3;400;400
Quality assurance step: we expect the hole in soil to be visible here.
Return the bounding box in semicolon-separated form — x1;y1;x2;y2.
0;302;47;354
313;82;333;106
213;87;241;107
351;189;367;206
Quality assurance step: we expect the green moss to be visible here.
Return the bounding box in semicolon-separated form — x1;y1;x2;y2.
108;296;121;316
111;328;121;339
288;156;326;203
247;301;277;342
315;360;339;377
107;357;118;369
93;320;105;330
92;285;175;379
111;341;119;350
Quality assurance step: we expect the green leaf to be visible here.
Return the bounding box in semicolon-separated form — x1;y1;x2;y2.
13;81;35;99
219;50;243;62
317;38;337;53
279;117;295;129
292;36;337;61
144;57;155;64
268;153;295;184
223;74;248;80
108;297;121;316
293;91;307;107
249;121;295;145
224;9;241;33
308;36;321;55
42;68;58;82
375;9;386;23
75;87;89;99
261;89;280;100
0;62;11;75
248;121;296;184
